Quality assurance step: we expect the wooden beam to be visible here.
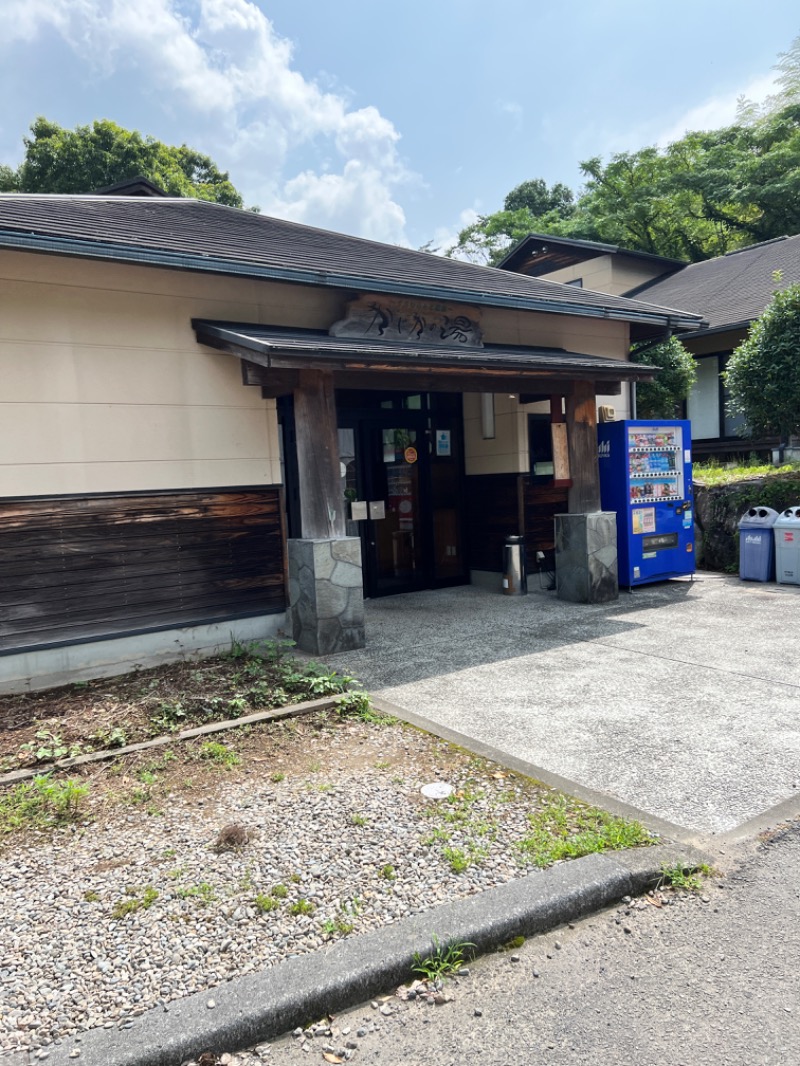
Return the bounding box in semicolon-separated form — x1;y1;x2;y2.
565;381;601;513
293;370;346;539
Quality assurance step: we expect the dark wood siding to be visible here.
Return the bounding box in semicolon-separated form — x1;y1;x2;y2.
521;481;569;571
0;488;286;655
466;474;568;573
465;474;522;573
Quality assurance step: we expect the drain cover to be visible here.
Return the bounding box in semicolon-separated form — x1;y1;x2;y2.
420;782;453;800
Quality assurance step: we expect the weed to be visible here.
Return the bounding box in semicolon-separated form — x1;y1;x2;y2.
412;935;474;981
350;813;368;827
658;862;713;893
227;696;249;717
161;848;177;860
290;873;302;884
255;893;279;914
515;796;654;869
421;827;452;846
89;726;128;750
0;775;90;834
374;760;391;770
289;898;315;916
176;882;216;905
112;885;159;919
137;770;156;786
197;741;241;769
334;691;396;725
17;729;82;765
271;883;289;899
83;890;100;903
270;771;286;783
308;760;322;773
151;699;188;734
379;864;396;881
167;867;187;880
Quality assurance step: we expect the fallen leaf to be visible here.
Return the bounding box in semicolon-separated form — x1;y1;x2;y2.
645;896;663;908
323;1055;343;1064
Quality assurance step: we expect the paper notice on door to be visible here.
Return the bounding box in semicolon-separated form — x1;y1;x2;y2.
632;507;656;535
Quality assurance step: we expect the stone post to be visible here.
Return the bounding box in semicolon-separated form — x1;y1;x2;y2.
287;537;365;655
554;512;618;604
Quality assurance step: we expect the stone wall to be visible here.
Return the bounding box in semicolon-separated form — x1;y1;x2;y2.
694;473;800;571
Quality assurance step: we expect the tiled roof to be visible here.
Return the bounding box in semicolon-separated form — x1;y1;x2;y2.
626;235;800;331
193;321;657;382
0;194;703;331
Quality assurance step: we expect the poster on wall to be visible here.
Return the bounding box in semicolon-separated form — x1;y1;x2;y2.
436;430;451;456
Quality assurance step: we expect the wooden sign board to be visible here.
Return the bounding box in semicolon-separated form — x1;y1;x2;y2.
330;294;483;347
551;422;570;482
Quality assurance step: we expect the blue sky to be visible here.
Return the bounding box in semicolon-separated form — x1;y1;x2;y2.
2;1;798;251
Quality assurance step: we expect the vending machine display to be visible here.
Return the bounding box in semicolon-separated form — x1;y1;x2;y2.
598;419;695;587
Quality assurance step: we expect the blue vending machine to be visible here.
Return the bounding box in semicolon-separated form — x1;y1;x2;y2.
598;419;695;587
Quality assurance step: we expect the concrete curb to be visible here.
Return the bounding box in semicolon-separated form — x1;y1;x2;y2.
45;842;709;1066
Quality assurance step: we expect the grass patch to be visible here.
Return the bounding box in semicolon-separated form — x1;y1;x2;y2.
0;775;89;833
254;893;279;914
694;458;800;487
175;881;216;905
196;741;241;769
515;795;654;869
112;884;159;919
412;935;474;981
289;898;315;916
658;861;713;892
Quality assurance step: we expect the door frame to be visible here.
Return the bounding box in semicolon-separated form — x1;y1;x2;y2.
337;394;468;599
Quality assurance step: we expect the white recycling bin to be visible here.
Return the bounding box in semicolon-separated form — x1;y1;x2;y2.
774;507;800;585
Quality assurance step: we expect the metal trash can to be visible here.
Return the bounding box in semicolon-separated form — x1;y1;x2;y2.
502;535;527;595
738;507;778;581
774;507;800;585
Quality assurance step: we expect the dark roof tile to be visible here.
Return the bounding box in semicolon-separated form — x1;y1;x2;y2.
0;194;703;331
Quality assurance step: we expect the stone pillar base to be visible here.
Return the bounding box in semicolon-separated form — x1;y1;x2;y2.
555;512;618;604
287;537;365;655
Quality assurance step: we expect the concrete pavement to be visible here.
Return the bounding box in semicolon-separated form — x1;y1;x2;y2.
329;573;800;835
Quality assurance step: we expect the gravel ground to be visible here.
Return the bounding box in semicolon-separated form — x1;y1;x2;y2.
0;713;643;1058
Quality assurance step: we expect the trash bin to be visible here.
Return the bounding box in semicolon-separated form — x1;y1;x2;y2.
774;507;800;585
738;507;778;581
502;535;527;595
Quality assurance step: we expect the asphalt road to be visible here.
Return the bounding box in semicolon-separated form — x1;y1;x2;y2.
264;825;800;1066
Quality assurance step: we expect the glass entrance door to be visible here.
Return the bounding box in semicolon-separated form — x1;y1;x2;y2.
338;394;466;599
366;424;425;595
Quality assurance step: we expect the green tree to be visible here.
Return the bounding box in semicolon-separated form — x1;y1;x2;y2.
725;282;800;443
5;117;243;207
630;337;697;419
447;178;576;264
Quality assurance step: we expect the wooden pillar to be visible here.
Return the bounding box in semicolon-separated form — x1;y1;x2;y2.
292;369;346;538
565;380;601;513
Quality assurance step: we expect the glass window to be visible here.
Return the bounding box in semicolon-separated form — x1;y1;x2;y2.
686;357;720;440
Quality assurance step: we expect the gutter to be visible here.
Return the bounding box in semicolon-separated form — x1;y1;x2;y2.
0;231;705;333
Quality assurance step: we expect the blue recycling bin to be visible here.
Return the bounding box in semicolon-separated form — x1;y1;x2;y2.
774;507;800;585
738;507;778;581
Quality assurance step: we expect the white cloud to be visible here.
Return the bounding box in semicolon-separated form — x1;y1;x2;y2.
1;0;413;242
655;72;781;147
428;206;480;259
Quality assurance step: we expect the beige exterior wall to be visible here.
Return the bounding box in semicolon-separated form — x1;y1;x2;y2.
0;251;344;497
481;305;629;359
535;255;616;293
467;308;632;474
534;256;669;297
464;392;529;475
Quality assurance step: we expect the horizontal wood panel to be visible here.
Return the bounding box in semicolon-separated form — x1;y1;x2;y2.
0;489;286;655
522;480;569;567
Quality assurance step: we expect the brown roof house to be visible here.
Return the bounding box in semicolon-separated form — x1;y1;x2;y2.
0;193;702;692
501;232;800;456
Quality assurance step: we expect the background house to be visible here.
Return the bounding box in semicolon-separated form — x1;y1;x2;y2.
0;193;701;692
501;232;800;456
